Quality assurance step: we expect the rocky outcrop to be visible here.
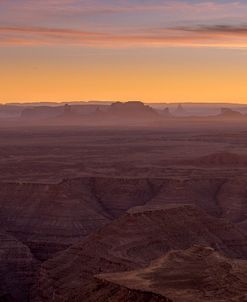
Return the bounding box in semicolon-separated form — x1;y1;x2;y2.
20;104;108;122
1;176;247;262
31;205;247;302
0;179;109;261
146;177;247;226
162;107;172;118
54;104;82;123
95;245;247;302
173;104;187;116
0;231;38;302
68;278;172;302
0;178;162;260
0;176;247;301
108;101;158;120
219;108;243;118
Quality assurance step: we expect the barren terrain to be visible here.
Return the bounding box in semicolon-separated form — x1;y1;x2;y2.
0;121;247;301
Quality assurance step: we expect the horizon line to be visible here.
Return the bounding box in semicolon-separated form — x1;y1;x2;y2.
1;100;247;106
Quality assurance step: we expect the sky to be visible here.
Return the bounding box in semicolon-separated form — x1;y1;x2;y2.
1;0;247;103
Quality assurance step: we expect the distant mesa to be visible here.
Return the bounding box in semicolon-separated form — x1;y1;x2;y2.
95;106;102;114
20;106;63;119
58;104;77;119
20;103;108;123
219;107;243;118
162;107;172;118
20;104;79;121
92;106;106;118
8;102;247;125
108;101;158;119
173;104;187;116
63;104;72;116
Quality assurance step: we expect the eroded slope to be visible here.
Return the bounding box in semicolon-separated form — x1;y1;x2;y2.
95;246;247;302
0;231;38;302
31;205;247;302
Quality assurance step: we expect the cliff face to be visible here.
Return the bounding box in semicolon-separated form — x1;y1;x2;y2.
31;205;247;302
94;246;247;302
0;179;109;261
68;278;173;302
0;178;160;261
1;176;247;301
109;101;158;119
219;108;243;118
1;176;247;262
0;231;38;302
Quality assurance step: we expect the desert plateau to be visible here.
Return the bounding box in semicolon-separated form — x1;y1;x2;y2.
0;102;247;301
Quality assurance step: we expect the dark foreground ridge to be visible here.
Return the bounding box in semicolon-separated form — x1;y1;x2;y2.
95;245;247;302
31;204;247;301
1;171;247;300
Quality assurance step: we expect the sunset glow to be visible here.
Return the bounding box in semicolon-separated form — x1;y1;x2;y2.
1;0;247;103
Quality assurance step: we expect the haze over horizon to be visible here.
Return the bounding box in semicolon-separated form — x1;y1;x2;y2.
1;0;247;103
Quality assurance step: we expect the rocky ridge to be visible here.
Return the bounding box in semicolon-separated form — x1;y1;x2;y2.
31;204;247;302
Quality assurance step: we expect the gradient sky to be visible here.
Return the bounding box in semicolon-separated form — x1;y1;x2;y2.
1;0;247;103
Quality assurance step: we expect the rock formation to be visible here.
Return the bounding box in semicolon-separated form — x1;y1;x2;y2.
20;106;63;120
219;107;243;118
1;176;247;263
0;178;160;260
0;175;247;301
31;205;247;302
173;104;186;116
94;245;247;302
0;231;38;302
162;107;172;117
108;101;158;119
68;278;172;302
63;104;72;115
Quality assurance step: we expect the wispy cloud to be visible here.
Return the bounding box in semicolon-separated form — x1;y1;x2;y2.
174;24;247;34
1;1;247;48
1;24;247;48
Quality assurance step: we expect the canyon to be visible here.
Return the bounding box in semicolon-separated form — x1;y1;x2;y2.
0;123;247;301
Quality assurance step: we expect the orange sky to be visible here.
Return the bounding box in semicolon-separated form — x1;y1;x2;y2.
1;1;247;103
1;46;247;103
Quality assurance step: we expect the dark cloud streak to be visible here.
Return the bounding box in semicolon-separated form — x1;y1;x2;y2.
1;23;247;47
174;24;247;34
